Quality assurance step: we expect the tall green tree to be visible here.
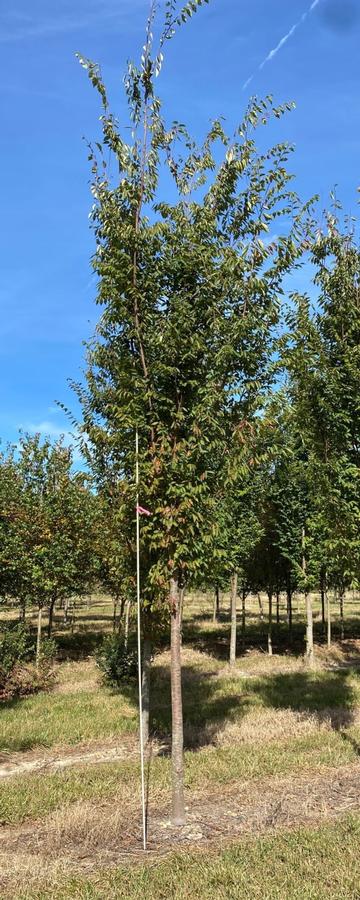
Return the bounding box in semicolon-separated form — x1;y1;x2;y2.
285;213;360;647
75;0;310;823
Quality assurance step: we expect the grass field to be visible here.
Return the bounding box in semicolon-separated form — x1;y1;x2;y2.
2;591;360;898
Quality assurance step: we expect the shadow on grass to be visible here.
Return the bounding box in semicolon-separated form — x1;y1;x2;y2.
55;629;105;660
117;658;360;756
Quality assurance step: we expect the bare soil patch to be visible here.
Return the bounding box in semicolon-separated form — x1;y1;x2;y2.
0;735;142;780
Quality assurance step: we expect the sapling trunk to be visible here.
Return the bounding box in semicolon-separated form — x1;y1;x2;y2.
268;592;273;656
241;587;246;649
112;595;118;632
327;590;331;647
229;572;238;666
141;637;152;745
64;596;69;625
305;593;314;666
124;599;131;650
48;595;56;638
320;583;325;629
286;587;293;640
170;576;185;826
339;591;344;641
179;587;185;629
19;600;26;622
213;584;220;623
36;606;43;668
275;591;279;625
257;592;264;621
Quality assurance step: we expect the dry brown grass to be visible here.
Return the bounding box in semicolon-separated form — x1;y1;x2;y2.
2;761;360;898
54;658;100;695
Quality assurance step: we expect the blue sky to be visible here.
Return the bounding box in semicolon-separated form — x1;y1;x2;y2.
1;0;359;453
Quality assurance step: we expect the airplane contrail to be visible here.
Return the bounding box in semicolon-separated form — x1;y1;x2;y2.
243;0;322;91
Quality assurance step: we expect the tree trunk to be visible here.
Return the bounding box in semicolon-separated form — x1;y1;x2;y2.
229;572;238;666
48;595;56;638
64;596;69;625
326;590;331;648
339;591;344;641
241;587;246;649
141;637;152;745
112;594;118;632
19;600;26;622
286;585;293;640
213;584;220;623
70;601;76;634
257;592;264;621
179;587;185;628
124;599;131;650
170;576;185;826
118;596;126;633
305;593;314;666
268;591;273;656
320;580;325;630
276;590;280;626
36;606;43;668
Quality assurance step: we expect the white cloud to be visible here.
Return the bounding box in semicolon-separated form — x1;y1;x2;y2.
25;420;85;466
26;420;71;438
243;0;323;91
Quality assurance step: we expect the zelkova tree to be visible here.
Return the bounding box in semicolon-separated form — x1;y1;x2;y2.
286;216;360;648
0;435;97;655
75;0;310;824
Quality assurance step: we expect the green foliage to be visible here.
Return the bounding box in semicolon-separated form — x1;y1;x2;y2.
284;217;360;594
74;1;310;609
96;634;138;686
0;622;33;677
0;622;56;701
0;434;99;619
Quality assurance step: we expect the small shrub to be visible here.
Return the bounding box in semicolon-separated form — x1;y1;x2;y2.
96;634;138;687
1;663;55;701
0;622;34;677
0;622;56;701
38;637;57;667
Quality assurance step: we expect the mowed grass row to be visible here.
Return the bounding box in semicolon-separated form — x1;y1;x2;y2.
16;815;360;899
2;726;360;826
2;658;360;753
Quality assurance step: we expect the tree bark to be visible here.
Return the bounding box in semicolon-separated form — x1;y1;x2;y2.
141;636;152;746
124;599;131;650
213;585;220;623
339;591;344;641
320;578;326;630
179;587;185;628
118;596;126;633
170;576;185;826
229;572;238;666
286;584;293;640
64;596;69;625
305;593;314;666
112;595;118;632
326;590;331;648
241;587;246;649
257;592;264;621
19;600;26;622
276;590;280;626
36;606;43;668
268;591;273;656
48;595;57;638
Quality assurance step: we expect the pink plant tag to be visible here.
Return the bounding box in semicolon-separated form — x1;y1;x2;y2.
136;505;151;516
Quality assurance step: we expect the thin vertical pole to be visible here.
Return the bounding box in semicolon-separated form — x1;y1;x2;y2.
136;428;147;851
